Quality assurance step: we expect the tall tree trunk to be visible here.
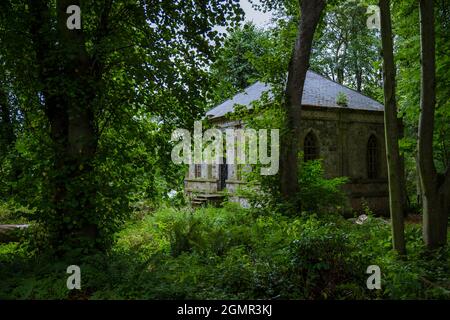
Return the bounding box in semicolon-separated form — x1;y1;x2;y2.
379;0;406;255
418;0;449;249
280;0;326;207
336;67;344;85
397;118;409;215
416;153;422;208
29;0;100;246
0;88;20;197
0;90;15;149
57;0;99;242
356;67;362;92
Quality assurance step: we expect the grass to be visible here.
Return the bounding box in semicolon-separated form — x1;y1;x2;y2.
0;203;449;300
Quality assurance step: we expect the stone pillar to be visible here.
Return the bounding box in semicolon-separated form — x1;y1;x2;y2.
207;164;212;179
201;163;207;179
338;112;349;177
188;164;194;179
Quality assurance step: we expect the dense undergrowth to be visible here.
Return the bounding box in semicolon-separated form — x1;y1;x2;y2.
0;203;449;300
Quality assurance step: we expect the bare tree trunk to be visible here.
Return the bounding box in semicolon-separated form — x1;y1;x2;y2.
280;0;326;207
379;0;406;255
356;64;362;92
397;118;409;215
418;0;449;249
416;153;422;208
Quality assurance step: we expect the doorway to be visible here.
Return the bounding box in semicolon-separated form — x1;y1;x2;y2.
218;157;227;191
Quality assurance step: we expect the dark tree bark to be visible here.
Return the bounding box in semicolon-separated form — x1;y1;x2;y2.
28;0;105;246
0;90;15;149
356;67;362;92
397;118;409;215
418;0;449;249
280;0;326;207
416;153;423;208
379;0;406;255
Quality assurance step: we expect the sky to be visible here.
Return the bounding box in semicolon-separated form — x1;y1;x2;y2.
212;0;274;36
239;0;274;28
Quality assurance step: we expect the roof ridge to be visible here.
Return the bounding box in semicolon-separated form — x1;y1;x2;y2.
206;70;383;119
307;70;382;105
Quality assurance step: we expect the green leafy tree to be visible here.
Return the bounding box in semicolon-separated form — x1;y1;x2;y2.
311;0;382;99
379;0;406;255
209;23;268;105
0;0;243;251
279;0;326;210
417;0;449;249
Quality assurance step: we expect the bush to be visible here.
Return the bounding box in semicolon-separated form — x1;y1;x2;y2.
0;206;448;300
0;202;30;225
298;160;348;213
237;160;348;216
344;214;450;299
336;92;349;106
287;216;367;299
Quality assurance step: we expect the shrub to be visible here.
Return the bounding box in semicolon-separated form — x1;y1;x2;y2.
287;216;367;299
336;92;349;106
298;160;348;213
1;206;448;300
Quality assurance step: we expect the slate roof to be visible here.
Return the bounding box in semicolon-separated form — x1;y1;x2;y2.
205;70;384;119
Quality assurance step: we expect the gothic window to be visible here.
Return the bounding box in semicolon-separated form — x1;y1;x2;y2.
194;164;202;178
367;135;378;179
304;131;319;162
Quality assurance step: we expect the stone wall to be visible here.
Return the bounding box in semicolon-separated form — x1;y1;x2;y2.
300;106;389;215
185;106;389;215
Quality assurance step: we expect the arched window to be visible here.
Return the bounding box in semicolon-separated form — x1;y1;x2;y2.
367;135;378;179
304;131;319;162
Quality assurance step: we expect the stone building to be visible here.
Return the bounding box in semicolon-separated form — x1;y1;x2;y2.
185;71;389;214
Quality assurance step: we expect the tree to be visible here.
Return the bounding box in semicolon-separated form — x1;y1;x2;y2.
0;88;15;149
209;23;268;105
311;1;382;98
379;0;406;255
279;0;326;207
393;0;450;216
27;0;101;243
417;0;449;249
0;0;243;250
